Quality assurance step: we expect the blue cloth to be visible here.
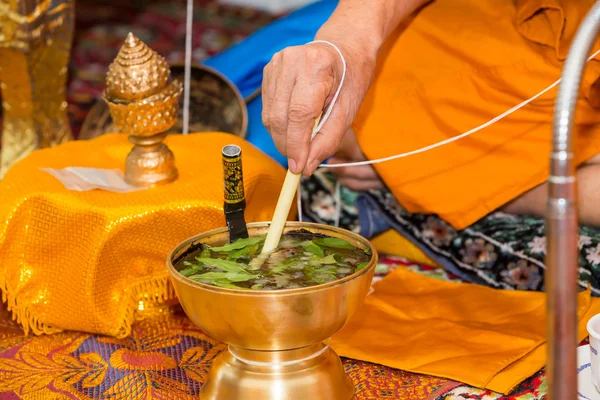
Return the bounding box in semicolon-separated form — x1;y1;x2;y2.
203;0;337;167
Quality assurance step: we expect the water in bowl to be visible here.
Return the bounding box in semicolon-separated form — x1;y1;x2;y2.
173;229;371;290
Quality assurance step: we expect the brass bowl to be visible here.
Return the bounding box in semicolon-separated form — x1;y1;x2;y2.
166;222;377;400
80;63;248;139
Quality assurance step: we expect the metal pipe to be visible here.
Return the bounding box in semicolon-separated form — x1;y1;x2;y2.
548;1;600;398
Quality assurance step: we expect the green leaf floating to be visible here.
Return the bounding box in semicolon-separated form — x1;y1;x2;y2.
269;257;299;275
178;232;371;291
356;262;369;272
179;265;201;277
195;257;248;273
208;236;266;252
312;265;337;274
313;237;354;249
229;243;259;259
311;254;337;265
213;280;249;290
189;271;254;283
301;241;324;257
200;248;211;258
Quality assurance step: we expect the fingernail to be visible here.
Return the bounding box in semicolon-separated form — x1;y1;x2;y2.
288;159;298;173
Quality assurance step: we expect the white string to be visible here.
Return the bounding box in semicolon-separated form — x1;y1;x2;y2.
182;0;194;135
319;48;600;168
333;180;341;227
297;184;303;222
228;340;331;367
307;40;347;138
294;44;600;227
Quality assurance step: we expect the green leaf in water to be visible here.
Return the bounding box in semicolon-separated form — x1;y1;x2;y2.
364;247;372;255
208;236;266;252
356;262;369;272
251;283;264;290
311;254;337;265
200;247;211;258
270;264;289;275
313;237;354;249
312;265;337;274
195;258;248;273
269;257;301;275
301;241;324;257
213;280;248;290
188;271;254;283
179;265;202;277
229;243;260;259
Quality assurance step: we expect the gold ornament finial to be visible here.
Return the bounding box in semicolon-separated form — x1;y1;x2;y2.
106;33;171;102
103;33;180;187
125;32;137;47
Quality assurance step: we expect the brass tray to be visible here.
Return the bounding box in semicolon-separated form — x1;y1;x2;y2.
80;63;255;140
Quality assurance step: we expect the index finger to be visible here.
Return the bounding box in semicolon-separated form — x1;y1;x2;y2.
285;81;329;174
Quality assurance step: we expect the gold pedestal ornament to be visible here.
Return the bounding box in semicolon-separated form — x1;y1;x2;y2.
103;33;180;187
167;222;378;400
0;0;74;178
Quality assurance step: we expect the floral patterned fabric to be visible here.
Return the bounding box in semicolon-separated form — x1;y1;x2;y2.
438;371;545;400
301;170;600;296
0;260;466;400
0;258;555;399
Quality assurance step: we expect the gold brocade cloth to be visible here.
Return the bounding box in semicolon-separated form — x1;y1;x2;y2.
0;133;289;338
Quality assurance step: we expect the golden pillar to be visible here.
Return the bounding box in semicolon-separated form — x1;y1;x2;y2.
0;0;74;178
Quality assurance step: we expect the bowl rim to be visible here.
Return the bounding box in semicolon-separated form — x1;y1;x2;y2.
166;221;378;297
170;62;249;138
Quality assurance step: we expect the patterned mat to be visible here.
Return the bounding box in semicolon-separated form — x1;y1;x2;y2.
0;260;551;399
0;261;466;400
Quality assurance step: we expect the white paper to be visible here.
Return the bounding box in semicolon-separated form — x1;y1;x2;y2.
41;167;145;193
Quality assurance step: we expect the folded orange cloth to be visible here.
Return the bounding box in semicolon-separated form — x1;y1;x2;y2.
331;268;600;394
354;0;600;229
0;133;288;337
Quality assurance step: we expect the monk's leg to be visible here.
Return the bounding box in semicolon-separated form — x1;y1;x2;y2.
501;153;600;226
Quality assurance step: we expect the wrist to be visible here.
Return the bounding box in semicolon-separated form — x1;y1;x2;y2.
314;23;381;65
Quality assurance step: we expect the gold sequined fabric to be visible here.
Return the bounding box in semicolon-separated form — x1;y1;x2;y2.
0;133;289;338
0;0;74;178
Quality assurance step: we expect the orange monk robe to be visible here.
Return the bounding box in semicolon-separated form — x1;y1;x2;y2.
354;0;600;230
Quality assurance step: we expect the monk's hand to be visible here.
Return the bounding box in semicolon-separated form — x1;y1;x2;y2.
327;128;384;191
262;39;376;176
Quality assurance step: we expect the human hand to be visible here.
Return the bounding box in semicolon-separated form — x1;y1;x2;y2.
262;40;376;176
327;128;384;191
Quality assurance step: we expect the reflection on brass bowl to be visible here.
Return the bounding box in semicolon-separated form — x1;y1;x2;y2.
79;63;248;140
166;222;377;400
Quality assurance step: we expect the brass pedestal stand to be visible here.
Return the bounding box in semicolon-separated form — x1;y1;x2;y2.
201;344;354;400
